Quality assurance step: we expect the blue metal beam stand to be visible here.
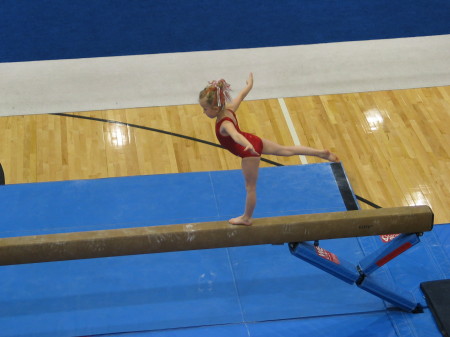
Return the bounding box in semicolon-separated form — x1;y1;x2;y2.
358;233;421;275
289;237;423;313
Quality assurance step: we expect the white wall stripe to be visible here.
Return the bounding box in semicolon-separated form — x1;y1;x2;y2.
278;97;308;165
1;34;449;116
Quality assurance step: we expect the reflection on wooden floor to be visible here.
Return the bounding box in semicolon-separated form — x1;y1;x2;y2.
1;86;449;224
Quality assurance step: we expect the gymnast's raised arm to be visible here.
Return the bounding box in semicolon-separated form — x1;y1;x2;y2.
227;73;253;113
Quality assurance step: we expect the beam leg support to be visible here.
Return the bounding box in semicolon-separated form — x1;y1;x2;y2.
289;238;423;313
289;242;360;285
358;233;421;275
357;272;422;313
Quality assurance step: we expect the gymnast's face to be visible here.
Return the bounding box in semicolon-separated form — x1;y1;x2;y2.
199;99;220;119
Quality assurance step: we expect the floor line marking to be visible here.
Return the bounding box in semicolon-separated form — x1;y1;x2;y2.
278;98;308;165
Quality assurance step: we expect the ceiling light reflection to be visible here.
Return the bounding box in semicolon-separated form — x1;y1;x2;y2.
108;125;130;147
364;109;384;131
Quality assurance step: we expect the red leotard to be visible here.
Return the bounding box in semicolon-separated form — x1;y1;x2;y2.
215;109;263;158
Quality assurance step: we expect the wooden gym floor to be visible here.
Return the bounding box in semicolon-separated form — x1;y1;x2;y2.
0;86;449;224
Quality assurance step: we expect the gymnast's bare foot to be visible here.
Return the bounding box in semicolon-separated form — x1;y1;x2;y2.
229;215;252;226
321;150;339;162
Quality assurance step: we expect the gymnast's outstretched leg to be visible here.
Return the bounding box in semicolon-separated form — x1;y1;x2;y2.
229;156;260;226
261;139;339;162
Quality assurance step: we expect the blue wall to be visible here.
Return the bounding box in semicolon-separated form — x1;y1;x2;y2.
1;0;450;62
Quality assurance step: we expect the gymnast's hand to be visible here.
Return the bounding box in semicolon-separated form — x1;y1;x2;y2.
246;72;254;89
244;144;259;156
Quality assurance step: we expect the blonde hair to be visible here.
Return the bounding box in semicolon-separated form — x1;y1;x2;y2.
199;79;232;109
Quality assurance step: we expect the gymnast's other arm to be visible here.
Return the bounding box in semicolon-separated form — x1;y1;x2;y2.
220;121;260;156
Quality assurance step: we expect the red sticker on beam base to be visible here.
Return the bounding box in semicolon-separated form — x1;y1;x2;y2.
380;234;400;243
376;242;413;267
315;246;340;264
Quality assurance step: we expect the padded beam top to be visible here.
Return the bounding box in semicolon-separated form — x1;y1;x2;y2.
0;206;433;266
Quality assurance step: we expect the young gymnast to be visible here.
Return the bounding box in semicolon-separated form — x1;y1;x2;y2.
199;73;339;226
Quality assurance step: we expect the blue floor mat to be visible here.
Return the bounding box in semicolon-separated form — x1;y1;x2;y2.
0;164;447;337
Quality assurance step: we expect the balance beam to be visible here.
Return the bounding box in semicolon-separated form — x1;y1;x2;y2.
0;206;433;266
